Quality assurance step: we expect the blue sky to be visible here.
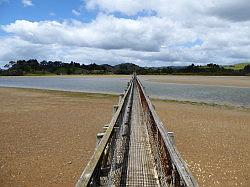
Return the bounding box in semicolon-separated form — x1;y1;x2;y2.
0;0;96;25
0;0;250;67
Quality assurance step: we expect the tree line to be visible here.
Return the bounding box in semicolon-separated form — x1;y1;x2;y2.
0;59;249;76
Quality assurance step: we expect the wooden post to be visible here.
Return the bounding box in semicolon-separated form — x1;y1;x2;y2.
103;124;109;132
119;94;124;103
96;133;105;148
113;105;119;115
168;132;175;145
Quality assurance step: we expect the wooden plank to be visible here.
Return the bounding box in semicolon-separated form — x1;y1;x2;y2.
76;79;134;187
76;75;198;187
136;76;198;187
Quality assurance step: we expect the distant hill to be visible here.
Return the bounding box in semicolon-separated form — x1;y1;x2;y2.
224;62;250;70
145;66;187;70
0;60;250;76
113;63;142;74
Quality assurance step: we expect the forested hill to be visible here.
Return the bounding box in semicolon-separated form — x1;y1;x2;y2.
0;59;249;76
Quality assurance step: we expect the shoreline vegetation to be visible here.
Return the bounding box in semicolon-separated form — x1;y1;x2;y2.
1;59;250;76
0;87;249;186
1;86;249;110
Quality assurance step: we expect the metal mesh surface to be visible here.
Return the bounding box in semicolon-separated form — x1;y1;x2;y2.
125;85;160;186
76;75;198;187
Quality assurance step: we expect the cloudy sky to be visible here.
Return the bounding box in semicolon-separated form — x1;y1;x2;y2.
0;0;250;67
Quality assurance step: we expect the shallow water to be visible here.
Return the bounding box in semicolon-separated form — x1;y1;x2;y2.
0;76;249;107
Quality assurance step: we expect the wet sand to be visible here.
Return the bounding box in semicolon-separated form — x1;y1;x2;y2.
140;75;250;88
0;87;249;186
0;87;117;187
154;100;250;187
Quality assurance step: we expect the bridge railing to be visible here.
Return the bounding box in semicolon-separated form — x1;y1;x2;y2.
76;74;198;187
76;77;134;187
136;77;198;187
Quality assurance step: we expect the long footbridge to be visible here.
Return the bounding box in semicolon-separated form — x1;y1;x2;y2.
76;74;198;187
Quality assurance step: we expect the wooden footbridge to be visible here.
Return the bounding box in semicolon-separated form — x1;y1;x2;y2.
76;74;198;187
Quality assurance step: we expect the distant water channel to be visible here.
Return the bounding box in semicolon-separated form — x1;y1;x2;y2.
0;76;249;108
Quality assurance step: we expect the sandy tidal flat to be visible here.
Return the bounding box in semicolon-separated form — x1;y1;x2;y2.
141;75;250;88
154;100;250;186
0;87;117;187
0;87;249;186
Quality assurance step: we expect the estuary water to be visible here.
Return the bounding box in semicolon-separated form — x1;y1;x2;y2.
0;76;249;108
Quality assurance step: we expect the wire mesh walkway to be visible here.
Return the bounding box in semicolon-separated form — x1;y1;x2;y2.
126;83;160;186
76;74;198;187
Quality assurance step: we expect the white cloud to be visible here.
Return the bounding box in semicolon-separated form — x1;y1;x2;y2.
0;36;131;66
1;0;250;66
205;0;250;22
86;0;210;19
2;16;179;52
22;0;33;7
86;0;250;22
72;9;80;16
86;0;148;16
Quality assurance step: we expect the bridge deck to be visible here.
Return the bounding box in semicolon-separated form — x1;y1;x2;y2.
126;83;159;186
76;75;198;187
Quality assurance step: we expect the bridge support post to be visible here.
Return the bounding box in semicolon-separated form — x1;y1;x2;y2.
103;124;109;132
119;94;124;103
168;132;175;145
113;105;119;115
96;133;105;148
